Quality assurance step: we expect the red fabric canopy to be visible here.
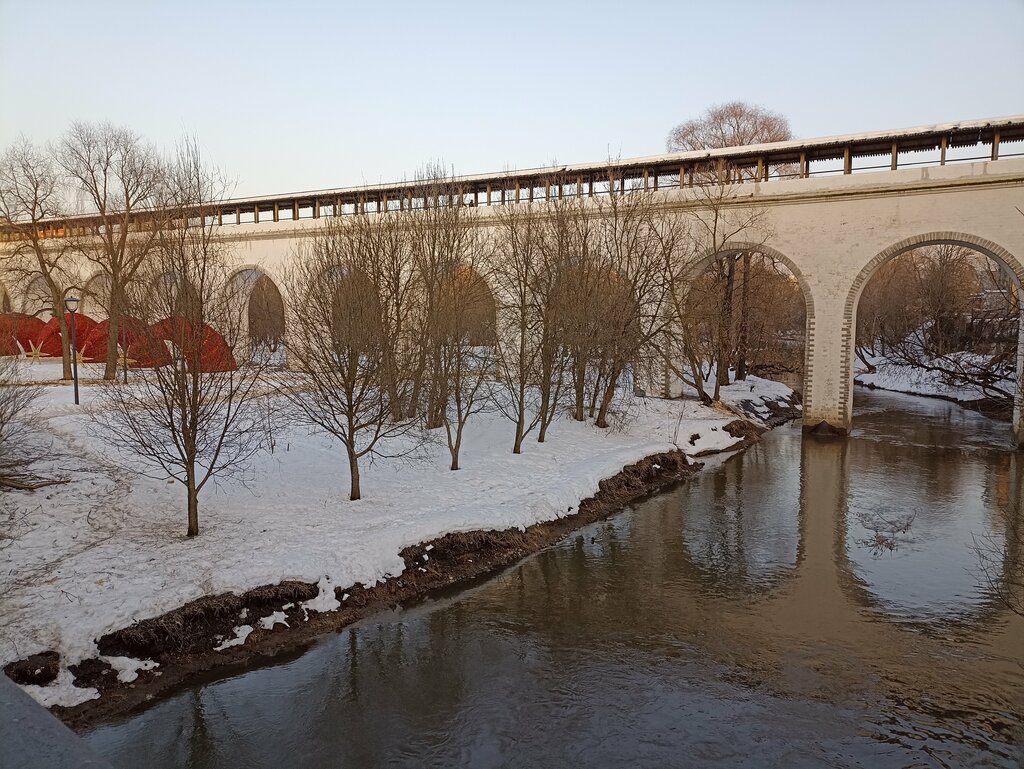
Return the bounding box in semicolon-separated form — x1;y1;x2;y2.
0;314;46;356
149;316;237;372
34;313;100;359
83;317;173;368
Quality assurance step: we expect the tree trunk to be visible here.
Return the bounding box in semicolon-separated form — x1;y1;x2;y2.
595;366;620;428
347;448;361;501
513;411;525;454
573;360;585;421
104;306;121;381
736;251;750;381
717;256;736;390
186;471;199;537
450;431;461;471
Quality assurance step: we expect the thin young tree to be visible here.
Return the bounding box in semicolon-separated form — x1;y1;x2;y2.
668;164;770;401
668;103;793;382
407;173;496;469
589;184;682;428
491;189;547;453
57;122;167;380
284;214;418;501
90;142;270;537
0;139;74;378
0;356;52;491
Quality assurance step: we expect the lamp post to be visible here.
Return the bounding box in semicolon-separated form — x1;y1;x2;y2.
64;296;80;405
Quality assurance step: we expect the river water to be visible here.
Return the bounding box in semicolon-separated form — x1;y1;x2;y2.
82;389;1024;768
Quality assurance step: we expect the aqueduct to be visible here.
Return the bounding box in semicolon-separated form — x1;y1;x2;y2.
2;116;1023;435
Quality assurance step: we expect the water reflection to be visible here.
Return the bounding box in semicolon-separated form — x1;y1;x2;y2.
84;390;1024;768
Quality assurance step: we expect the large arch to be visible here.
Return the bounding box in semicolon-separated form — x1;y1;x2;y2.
841;232;1024;435
227;265;287;358
676;242;816;410
80;271;112;320
20;275;52;319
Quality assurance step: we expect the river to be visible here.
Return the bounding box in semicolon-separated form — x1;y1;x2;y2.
82;389;1024;768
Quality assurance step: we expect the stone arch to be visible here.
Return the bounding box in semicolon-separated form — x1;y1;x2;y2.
80;271;112;319
21;275;52;318
679;242;816;409
148;271;201;319
227;265;287;355
841;231;1024;432
438;264;498;346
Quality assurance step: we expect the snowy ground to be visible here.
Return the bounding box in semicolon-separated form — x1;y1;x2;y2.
854;352;1013;404
0;367;795;708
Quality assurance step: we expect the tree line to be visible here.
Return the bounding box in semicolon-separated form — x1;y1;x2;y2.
0;105;809;537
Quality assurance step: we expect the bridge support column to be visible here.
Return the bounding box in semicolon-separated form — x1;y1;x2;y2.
801;294;850;435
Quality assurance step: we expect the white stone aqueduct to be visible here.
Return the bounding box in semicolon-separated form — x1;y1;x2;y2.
3;119;1024;436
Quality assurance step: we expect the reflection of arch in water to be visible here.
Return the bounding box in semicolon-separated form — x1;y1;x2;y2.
842;232;1023;431
675;436;804;595
799;425;1015;627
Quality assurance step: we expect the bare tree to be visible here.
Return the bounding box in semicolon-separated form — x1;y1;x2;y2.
0;139;74;377
588;183;681;428
667;102;793;382
57;122;167;380
0;356;52;491
667;101;792;156
89;142;269;537
404;171;496;470
491;189;547;452
284;213;418;501
666;167;771;401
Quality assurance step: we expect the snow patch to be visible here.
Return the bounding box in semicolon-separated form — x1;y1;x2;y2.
213;625;253;651
20;667;99;708
100;655;159;683
258;612;289;630
300;576;341;616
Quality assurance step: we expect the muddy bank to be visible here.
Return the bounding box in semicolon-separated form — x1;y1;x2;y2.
15;420;766;730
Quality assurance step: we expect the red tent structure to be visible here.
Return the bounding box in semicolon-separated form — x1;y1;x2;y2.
33;314;100;359
82;317;173;368
0;314;46;356
149;316;237;372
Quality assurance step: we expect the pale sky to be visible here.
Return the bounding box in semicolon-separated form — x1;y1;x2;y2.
2;0;1022;197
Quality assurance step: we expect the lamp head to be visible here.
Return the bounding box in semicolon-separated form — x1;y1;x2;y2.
64;296;80;314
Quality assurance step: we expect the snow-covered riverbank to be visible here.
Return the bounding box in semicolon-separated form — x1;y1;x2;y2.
1;368;797;709
854;353;1012;414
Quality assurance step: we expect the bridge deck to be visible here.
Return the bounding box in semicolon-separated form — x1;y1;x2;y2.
3;115;1024;239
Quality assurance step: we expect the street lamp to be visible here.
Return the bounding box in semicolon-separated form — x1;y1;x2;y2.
64;296;80;405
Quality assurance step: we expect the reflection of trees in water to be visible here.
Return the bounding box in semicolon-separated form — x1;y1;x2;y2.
679;444;801;591
974;453;1024;617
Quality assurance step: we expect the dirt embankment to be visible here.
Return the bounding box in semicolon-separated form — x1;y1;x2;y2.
8;420;765;730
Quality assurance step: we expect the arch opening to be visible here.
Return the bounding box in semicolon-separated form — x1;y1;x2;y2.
669;244;811;407
847;233;1024;431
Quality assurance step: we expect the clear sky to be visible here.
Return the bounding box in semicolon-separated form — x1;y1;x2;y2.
2;0;1022;197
